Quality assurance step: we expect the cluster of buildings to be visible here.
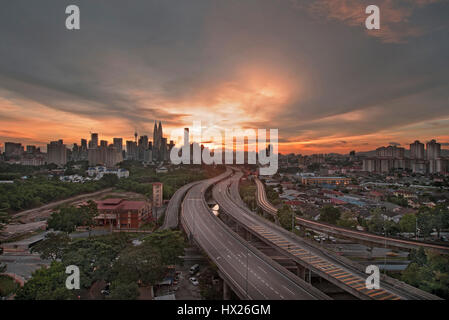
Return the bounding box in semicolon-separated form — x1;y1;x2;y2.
259;169;447;229
0;121;175;168
363;140;448;174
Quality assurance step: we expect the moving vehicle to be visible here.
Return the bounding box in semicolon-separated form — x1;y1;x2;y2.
189;264;200;275
189;277;199;286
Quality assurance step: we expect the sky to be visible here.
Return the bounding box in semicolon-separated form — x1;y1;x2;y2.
0;0;448;154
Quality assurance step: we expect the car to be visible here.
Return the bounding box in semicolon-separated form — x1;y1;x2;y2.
189;264;200;275
101;290;110;296
189;277;199;286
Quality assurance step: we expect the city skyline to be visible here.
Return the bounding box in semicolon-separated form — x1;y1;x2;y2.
1;131;448;156
1;1;448;155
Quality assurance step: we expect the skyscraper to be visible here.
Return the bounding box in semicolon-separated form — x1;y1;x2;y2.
152;121;165;162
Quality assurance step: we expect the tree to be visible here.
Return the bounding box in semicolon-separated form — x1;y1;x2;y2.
113;245;164;286
99;174;119;187
399;213;416;234
15;262;77;300
319;205;341;225
401;263;424;287
337;211;357;228
278;205;295;231
47;203;98;233
79;200;99;236
402;249;449;299
409;247;428;267
143;230;185;266
0;204;10;231
47;207;81;233
417;209;433;239
431;205;449;239
108;281;139;300
62;239;119;288
367;208;385;234
31;232;71;261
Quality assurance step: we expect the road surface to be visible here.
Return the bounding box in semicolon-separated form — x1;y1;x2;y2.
212;169;440;300
181;169;329;300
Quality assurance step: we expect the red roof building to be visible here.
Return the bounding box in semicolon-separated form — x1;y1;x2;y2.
94;198;151;229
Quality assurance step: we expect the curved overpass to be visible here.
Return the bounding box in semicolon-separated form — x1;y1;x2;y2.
254;174;449;254
254;177;278;216
214;169;440;300
162;181;199;230
180;169;329;300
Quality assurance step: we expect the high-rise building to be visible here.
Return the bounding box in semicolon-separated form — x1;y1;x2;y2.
126;140;138;160
410;140;425;160
4;142;23;158
89;133;99;149
426;139;441;160
47;140;67;166
426;139;442;174
113;138;123;153
152;121;166;162
375;146;404;158
81;139;87;150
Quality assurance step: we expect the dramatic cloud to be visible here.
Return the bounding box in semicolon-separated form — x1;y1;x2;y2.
0;0;448;154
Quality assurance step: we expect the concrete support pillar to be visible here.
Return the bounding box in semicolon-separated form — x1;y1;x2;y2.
223;281;231;300
296;263;306;280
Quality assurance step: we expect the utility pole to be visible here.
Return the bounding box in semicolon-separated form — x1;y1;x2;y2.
291;210;295;232
246;249;249;297
415;215;418;241
384;218;387;274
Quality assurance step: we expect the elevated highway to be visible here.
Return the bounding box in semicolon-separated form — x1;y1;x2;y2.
254;177;278;216
162;181;199;230
254;175;449;254
180;169;330;300
213;169;440;300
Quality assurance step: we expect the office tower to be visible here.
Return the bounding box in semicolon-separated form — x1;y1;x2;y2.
113;138;123;153
152;121;166;162
47;140;67;166
100;140;108;148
